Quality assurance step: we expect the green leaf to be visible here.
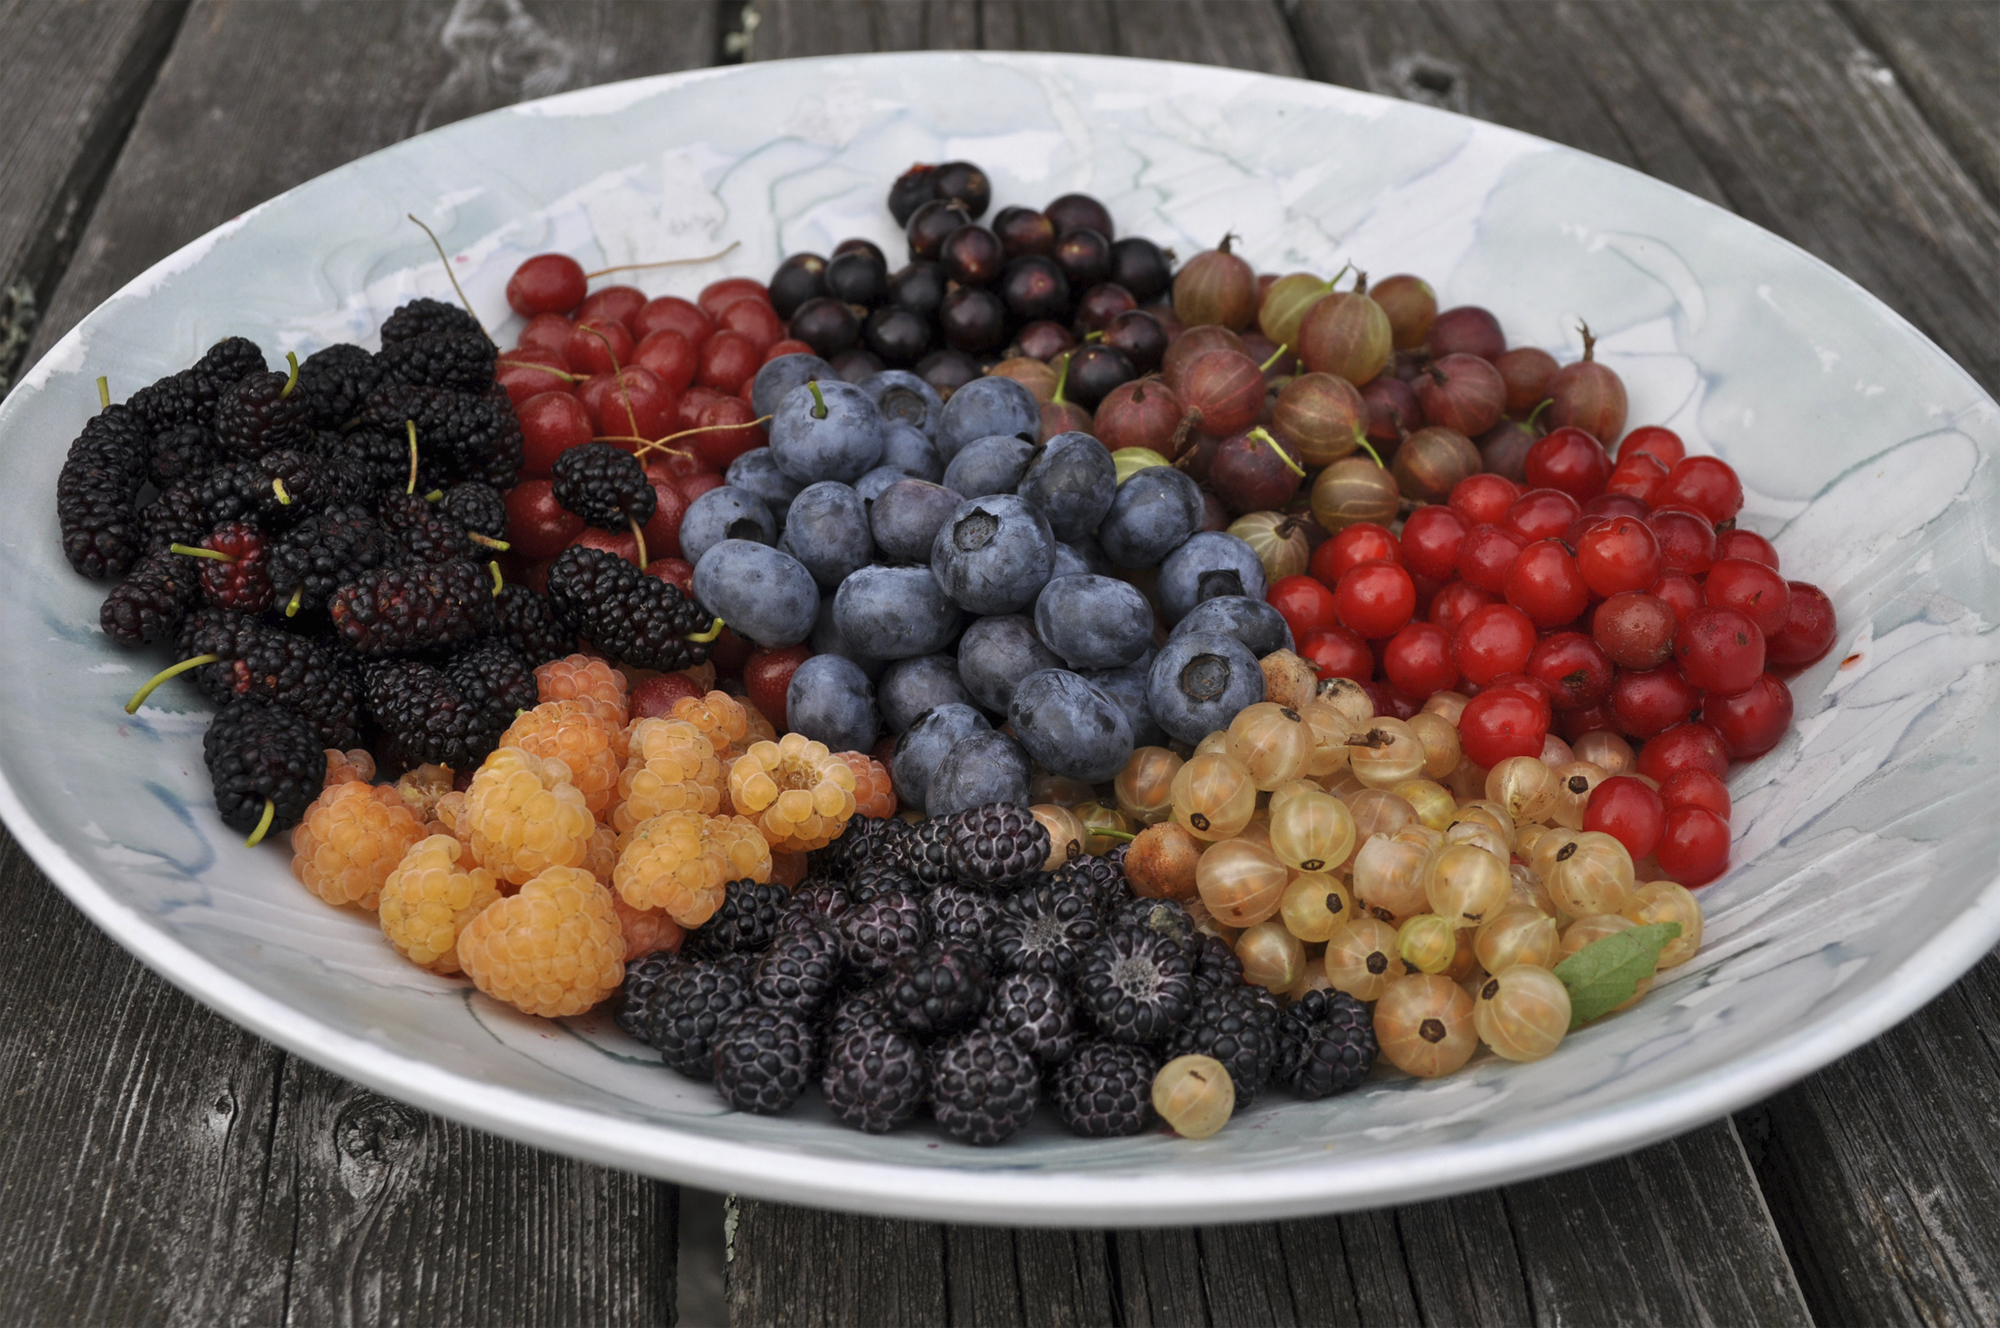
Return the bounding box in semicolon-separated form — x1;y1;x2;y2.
1552;922;1682;1029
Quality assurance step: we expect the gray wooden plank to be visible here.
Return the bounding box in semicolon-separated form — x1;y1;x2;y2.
1838;0;2000;216
0;0;186;392
736;0;978;59
727;1199;948;1327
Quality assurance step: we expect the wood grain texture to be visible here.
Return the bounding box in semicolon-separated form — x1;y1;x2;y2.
727;1197;947;1326
0;0;186;392
1839;0;2000;215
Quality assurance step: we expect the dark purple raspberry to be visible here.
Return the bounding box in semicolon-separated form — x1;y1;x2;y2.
1051;852;1128;916
810;813;913;883
781;882;853;933
828;986;895;1040
1075;925;1194;1045
635;958;752;1079
836;890;930;982
1167;984;1280;1105
101;549;200;646
991;882;1099;978
1117;897;1197;956
712;1005;819;1114
1274;989;1377;1100
849;858;925;903
885;943;990;1037
684;879;790;960
924;885;998;955
545;545;715;673
981;970;1074;1066
553;441;658;531
202;695;322;838
894;816;957;889
749;923;842;1016
929;1028;1039;1146
328;558;495;656
1190;933;1246;991
613;950;683;1043
363;639;537;771
945;802;1050;889
822;1023;927;1133
1052;1040;1158;1137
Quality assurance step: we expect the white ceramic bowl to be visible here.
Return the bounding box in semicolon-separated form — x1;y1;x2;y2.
4;53;1997;1226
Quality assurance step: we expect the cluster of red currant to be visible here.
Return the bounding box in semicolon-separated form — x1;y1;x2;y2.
1266;426;1837;886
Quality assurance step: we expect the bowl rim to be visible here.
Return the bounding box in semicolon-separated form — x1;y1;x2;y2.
7;48;2000;1226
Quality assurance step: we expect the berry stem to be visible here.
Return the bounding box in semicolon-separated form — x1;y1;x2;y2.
1258;342;1290;373
584;240;742;280
1092;828;1138;843
405;420;419;495
1577;321;1596;362
625;414;774;459
1353;269;1370;294
169;543;234;562
244;798;276;849
685;617;725;644
285;586;302;617
1051;351;1073;407
279;350;300;399
424;489;444;502
1526;397;1553;429
272;478;292;506
488;561;503;596
1353;435;1387;469
1248;426;1305;477
629;516;649;570
468;532;510;552
126;654;221;713
806;380;828;420
405;212;491;343
96;376;110;410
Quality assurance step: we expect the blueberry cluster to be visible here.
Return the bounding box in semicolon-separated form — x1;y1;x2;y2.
60;302;715;843
616;805;1377;1147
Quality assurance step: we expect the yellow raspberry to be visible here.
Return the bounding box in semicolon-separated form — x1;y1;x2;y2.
612;718;724;835
583;822;619;887
378;834;503;974
323;748;376;789
611;894;685;961
672;690;749;756
431;790;468;839
839;751;899;819
728;732;858;852
394;763;457;822
536;654;628;726
290;781;426;910
502;701;624;818
457;865;624;1017
464;746;595;885
614;812;769;925
740;697;778;746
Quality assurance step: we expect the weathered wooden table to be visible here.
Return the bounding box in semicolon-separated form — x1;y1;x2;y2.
4;1;1998;1322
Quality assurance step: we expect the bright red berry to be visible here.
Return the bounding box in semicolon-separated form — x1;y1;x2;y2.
1382;621;1459;697
1658;455;1743;524
1334;560;1416;639
1269;574;1343;643
1704;672;1794;759
1503;539;1590;628
1584;775;1666;861
1675;606;1764;696
1458;687;1550;768
1766;581;1838;670
1704;557;1791;636
1656;806;1730;885
1451;602;1537;687
1636;722;1729;782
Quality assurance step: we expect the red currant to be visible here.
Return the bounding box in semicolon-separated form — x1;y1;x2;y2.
1382;622;1459;697
1334;560;1417;638
568;319;634;375
1300;627;1373;681
1609;665;1700;738
580;368;676;441
1360;682;1423;721
698;330;762;394
1503;540;1589;628
495;351;572;409
1451;602;1536;686
1619;425;1685;468
1660;768;1730;819
517;391;594;478
1713;528;1779;570
640;477;690;561
1523;425;1611;501
1674;606;1764;696
1704;558;1791;636
1575;516;1663;597
1658;455;1743;524
1766;581;1838;670
1458;688;1550;768
576;284;647;330
1449;473;1519;526
1656;806;1729;886
634;329;699;395
634;296;716;346
1603;450;1668;505
1648;571;1704;624
506;253;586;317
1503;488;1581;544
504;480;585;559
678;471;725;502
1592;591;1678;669
1400;505;1468;582
1649;508;1716;576
677;386;724;433
1561;703;1621;745
1429;579;1496;634
698;278;770;320
1525;631;1612;710
516;312;576;360
1636;721;1729;781
1317;522;1402;585
1268;574;1342;642
744;645;813;731
693;396;767;470
1585;775;1666;860
718;297;786;354
1704;672;1793;759
764;338;816;362
1455;524;1526;594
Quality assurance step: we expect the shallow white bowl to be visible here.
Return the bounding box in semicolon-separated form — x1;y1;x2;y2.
3;52;1997;1226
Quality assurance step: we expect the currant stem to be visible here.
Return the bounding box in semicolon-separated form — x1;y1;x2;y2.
1051;351;1072;406
629;516;649;570
126;654;222;713
244;799;276;849
272;478;292;506
96;376;110;411
1092;828;1138;843
1577;321;1596;362
1259;342;1290;373
424;489;444;502
279;350;300;399
1248;426;1305;477
285;587;302;617
405;212;490;343
685;616;725;644
169;543;233;562
1526;397;1553;429
405;420;420;494
806;379;828;420
584;240;742;279
488;561;504;596
1354;436;1387;469
468;532;511;552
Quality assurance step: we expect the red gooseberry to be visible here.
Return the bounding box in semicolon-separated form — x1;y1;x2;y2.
1584;775;1666;861
504;479;585;559
1619;425;1685;468
1451;602;1536;686
745;645;814;731
1299;627;1374;681
1525;631;1612;710
697;277;770;319
1399;505;1468;582
1561;704;1621;745
1449;473;1520;526
1575;516;1663;597
1334;560;1417;639
1649;571;1705;624
517;391;594;478
1650;508;1717;576
1766;581;1838;670
693;397;767;471
1592;591;1678;670
1382;622;1459;697
640;476;689;561
1704;558;1791;636
1609;665;1700;738
629;670;706;719
1503;488;1581;544
1458;687;1549;768
1674;606;1765;696
635;295;716;346
1656;806;1730;886
1523;425;1611;501
516;312;576;360
1455;523;1526;594
1503;539;1589;629
1704;672;1794;759
1603;451;1668;506
1313;521;1401;587
577;284;647;329
1637;721;1729;782
1658;455;1744;524
1268;574;1343;642
568;319;634;375
1714;528;1779;570
495;351;573;409
634;329;699;395
1429;579;1496;634
1660;769;1730;819
698;330;762;395
718;297;785;354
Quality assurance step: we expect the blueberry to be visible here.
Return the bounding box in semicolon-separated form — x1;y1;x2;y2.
813;595;884;680
877;654;973;734
833;565;961;659
931;494;1055;614
680;486;776;566
1017;431;1117;542
891;702;991;811
936;375;1038;462
1096;466;1203;569
926;729;1033;814
692;539;819;648
880;419;943;482
1146;629;1267;744
861;369;944;437
770;379;886;483
751;352;835;419
870;479;963;563
786;654;879;753
777;481;873;587
941;435;1037;499
854;466;908;503
1051;535;1111;580
1156;531;1269;624
726;448;804;525
956;613;1063;715
1008;668;1135;783
1082;662;1168;748
1033;574;1154;671
1171;595;1295;658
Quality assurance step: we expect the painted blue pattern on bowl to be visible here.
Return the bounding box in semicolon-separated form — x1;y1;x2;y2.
1;53;1997;1225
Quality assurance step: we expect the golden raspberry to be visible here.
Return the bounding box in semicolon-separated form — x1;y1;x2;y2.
502;702;624;818
611;894;685;961
464;746;596;885
323;748;376;788
671;690;749;756
457;865;624;1017
839;751;898;819
536;654;628;726
395;763;456;822
290;781;426;910
740;698;778;746
612;718;724;835
583;823;619;886
378;834;503;974
614;812;770;925
728;732;858;852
